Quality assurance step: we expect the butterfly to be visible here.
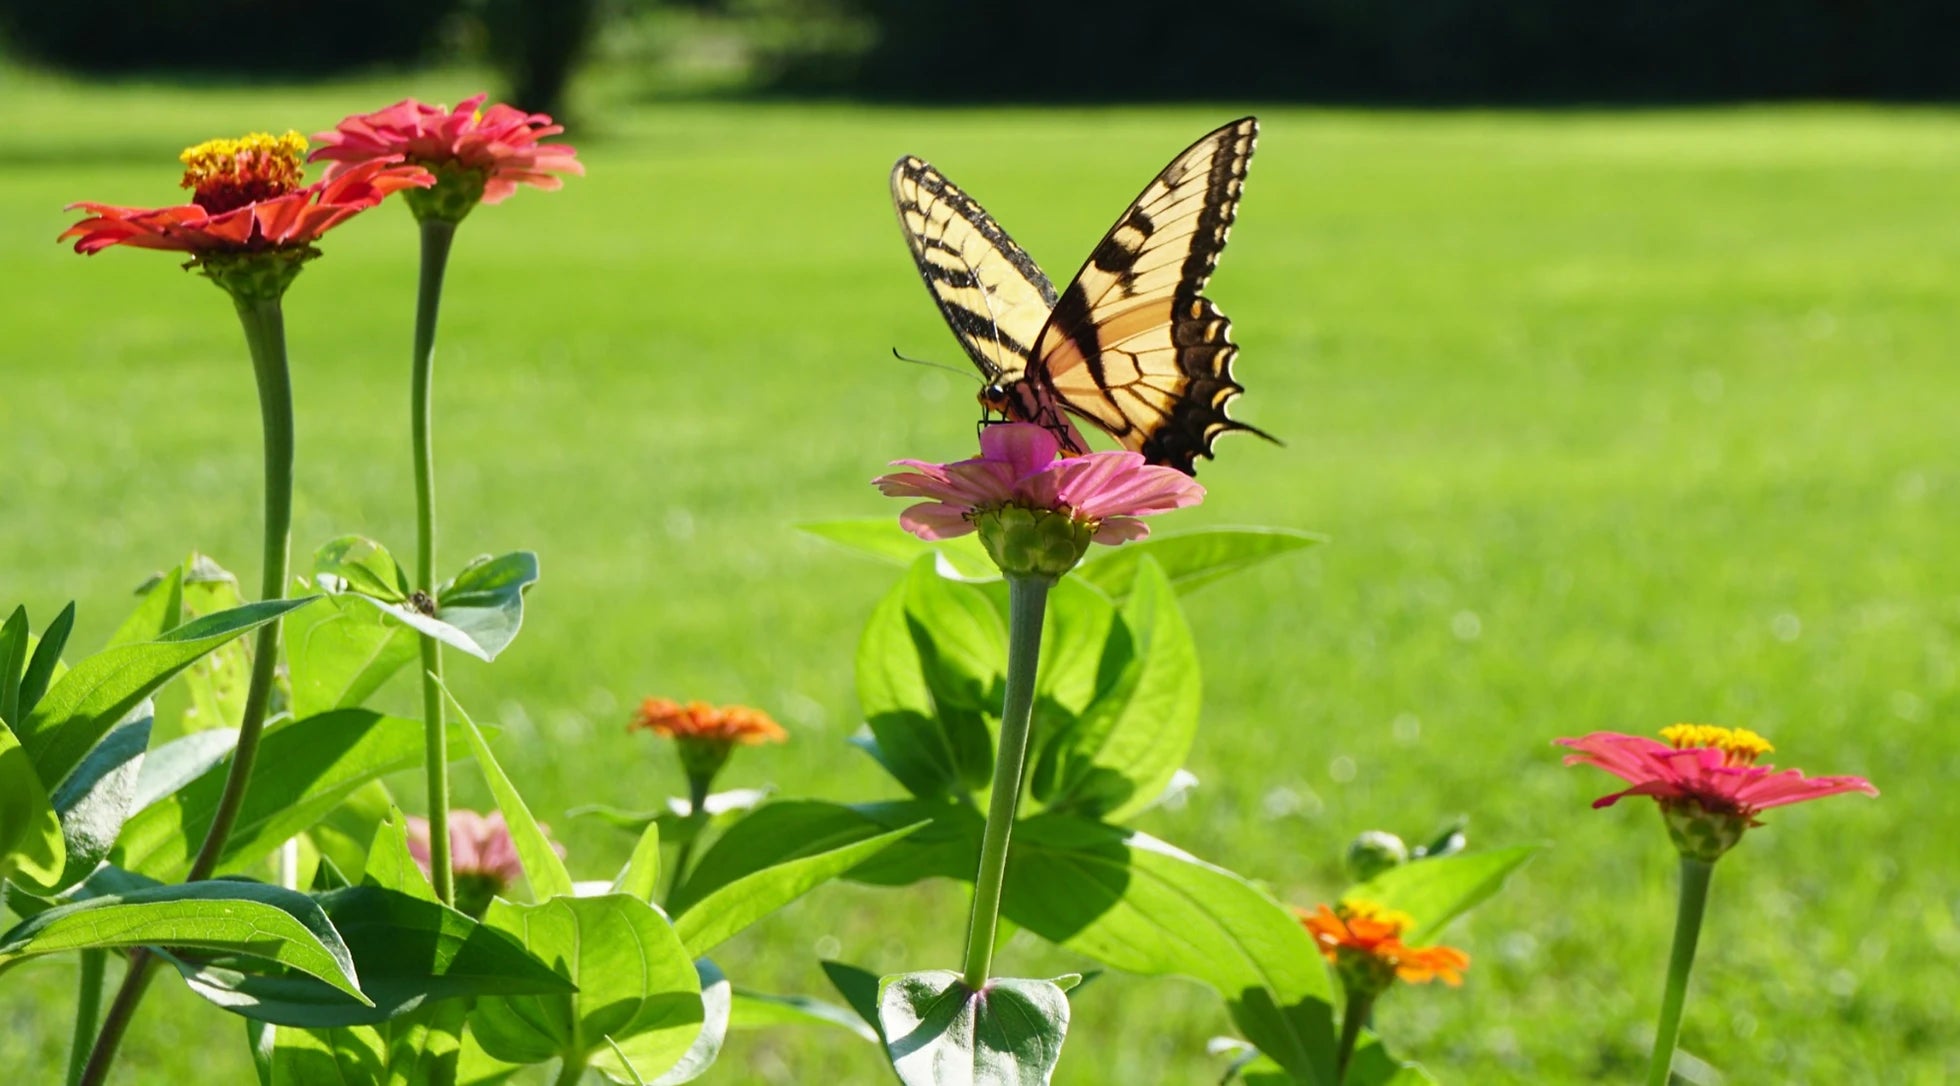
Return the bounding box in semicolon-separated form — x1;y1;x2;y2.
890;117;1273;476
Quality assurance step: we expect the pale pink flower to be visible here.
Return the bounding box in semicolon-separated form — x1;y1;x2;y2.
1557;726;1877;819
310;94;581;206
406;809;563;893
874;423;1204;546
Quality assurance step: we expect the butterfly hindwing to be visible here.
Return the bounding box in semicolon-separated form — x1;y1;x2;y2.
1033;117;1264;475
890;155;1058;385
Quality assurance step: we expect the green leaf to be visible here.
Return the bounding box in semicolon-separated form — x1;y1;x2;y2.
364;808;438;902
668;800;928;956
286;588;419;720
1073;528;1324;600
1041;559;1201;821
446;687;573;901
37;703;153;893
168;884;575;1027
177;555;254;732
263;999;471;1086
1346;1032;1439;1086
16;597;310;787
1029;576;1120;724
856;558;1000;799
109;568;183;648
114;711;447;881
19;602;76;720
0;880;365;1001
1344;845;1540;945
1;605;31;728
0;713;64;887
822;959;888;1043
1004;817;1337;1085
306;782;396;887
603;958;729;1086
728;985;879;1042
799;518;998;581
315;536;411;603
611;820;662;902
877;970;1074;1086
471;894;703;1077
429;552;540;663
570;788;768;846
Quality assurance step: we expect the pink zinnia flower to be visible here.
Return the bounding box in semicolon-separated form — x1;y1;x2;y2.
406;809;562;917
310;94;581;214
62;131;432;258
1558;725;1876;859
875;423;1204;546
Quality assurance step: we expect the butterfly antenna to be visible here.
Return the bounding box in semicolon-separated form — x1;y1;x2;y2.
890;347;982;383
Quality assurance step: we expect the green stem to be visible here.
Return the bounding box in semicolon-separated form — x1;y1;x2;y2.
78;293;296;1086
65;951;104;1086
960;574;1050;990
1333;989;1374;1085
414;217;458;906
553;1056;587;1086
666;774;713;902
1646;856;1716;1086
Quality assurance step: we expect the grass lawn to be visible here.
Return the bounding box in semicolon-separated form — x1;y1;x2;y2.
1;67;1955;1083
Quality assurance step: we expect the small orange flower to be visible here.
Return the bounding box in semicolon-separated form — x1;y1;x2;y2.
630;698;788;746
1301;900;1469;991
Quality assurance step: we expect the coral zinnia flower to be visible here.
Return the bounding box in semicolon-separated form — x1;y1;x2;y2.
632;697;787;795
631;698;789;747
62;131;431;262
1301;900;1470;993
874;423;1203;577
310;94;582;221
406;809;560;918
1558;725;1877;860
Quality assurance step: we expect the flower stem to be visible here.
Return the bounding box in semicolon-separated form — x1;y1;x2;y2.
960;573;1050;990
65;951;104;1086
80;293;296;1086
1333;989;1374;1085
666;774;713;903
1646;856;1716;1086
414;217;458;906
553;1056;587;1086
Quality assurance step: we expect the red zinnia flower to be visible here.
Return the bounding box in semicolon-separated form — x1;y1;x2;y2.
1558;726;1877;817
1558;725;1877;860
310;94;581;220
62;131;432;259
1301;900;1470;992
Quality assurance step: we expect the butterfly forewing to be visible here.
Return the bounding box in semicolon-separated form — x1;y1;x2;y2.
890;155;1058;384
1032;117;1263;474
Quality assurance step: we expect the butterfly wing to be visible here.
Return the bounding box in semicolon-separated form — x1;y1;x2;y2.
1029;117;1268;475
890;155;1060;387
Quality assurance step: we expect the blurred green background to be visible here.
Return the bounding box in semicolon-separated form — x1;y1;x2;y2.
1;3;1957;1082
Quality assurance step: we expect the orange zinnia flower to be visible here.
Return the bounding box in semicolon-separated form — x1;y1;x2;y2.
631;698;789;747
62;131;431;260
1301;900;1470;993
632;697;787;796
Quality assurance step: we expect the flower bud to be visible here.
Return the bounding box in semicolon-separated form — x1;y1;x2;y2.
1661;801;1748;862
974;505;1095;581
1345;830;1410;882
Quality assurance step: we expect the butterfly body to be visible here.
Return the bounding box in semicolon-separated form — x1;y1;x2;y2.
891;117;1271;475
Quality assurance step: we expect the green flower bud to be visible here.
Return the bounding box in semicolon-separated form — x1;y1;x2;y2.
1661;800;1748;862
404;161;490;224
1345;830;1410;883
974;505;1095;581
196;246;318;302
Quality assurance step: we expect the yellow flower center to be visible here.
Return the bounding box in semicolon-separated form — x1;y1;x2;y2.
179;131;308;214
1660;723;1774;766
1339;899;1415;932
